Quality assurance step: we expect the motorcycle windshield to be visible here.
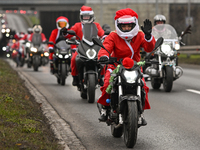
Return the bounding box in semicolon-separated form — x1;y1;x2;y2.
32;33;42;46
82;23;98;43
152;24;178;41
55;40;71;52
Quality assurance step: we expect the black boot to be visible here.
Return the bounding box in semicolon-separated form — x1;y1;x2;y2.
72;76;78;86
138;113;147;127
98;105;108;122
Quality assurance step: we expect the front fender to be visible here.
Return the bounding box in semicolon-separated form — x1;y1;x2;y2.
119;95;143;114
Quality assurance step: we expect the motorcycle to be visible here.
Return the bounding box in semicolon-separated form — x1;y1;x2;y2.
92;37;164;148
144;24;189;92
28;43;47;71
27;33;47;71
66;23;103;103
48;40;72;85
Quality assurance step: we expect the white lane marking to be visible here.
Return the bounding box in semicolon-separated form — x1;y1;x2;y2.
186;89;200;95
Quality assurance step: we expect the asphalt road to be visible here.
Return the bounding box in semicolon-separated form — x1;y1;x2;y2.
7;61;200;150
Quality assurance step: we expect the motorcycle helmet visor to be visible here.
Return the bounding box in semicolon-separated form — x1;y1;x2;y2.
80;14;93;23
58;21;67;28
118;23;136;32
34;28;40;33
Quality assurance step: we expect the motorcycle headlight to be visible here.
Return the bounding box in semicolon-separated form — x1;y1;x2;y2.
6;28;10;33
174;42;180;50
161;44;174;56
44;52;49;57
64;54;69;59
1;28;5;33
30;47;37;52
86;49;96;59
2;46;6;51
123;70;138;83
26;42;31;47
58;54;63;58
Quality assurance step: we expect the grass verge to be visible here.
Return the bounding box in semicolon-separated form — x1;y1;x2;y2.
178;54;200;65
0;58;63;150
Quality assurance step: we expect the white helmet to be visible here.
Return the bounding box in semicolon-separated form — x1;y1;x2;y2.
33;25;42;34
114;8;139;40
154;14;166;25
80;5;94;24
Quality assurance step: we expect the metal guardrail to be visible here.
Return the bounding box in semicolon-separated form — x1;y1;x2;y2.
179;45;200;55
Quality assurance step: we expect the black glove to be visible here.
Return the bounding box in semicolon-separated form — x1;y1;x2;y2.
99;56;109;62
61;27;68;36
141;19;152;40
49;48;54;53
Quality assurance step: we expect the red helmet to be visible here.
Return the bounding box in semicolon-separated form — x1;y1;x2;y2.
56;16;69;29
80;5;94;24
114;8;139;40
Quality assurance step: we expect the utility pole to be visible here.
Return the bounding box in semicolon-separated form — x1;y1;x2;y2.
156;0;159;15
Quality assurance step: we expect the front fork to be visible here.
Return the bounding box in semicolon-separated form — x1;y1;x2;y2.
118;77;141;125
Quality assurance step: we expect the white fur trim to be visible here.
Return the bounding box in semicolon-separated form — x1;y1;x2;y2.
80;10;94;15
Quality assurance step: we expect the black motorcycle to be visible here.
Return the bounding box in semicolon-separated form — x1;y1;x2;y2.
92;37;163;148
66;23;103;103
48;40;72;85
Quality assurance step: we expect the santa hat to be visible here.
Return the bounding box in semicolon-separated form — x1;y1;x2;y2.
114;8;138;20
80;5;94;15
56;16;69;23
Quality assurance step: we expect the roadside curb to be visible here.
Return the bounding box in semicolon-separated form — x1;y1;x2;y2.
6;59;86;150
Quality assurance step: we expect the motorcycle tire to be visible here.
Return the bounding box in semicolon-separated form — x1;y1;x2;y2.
151;77;161;89
60;63;66;86
33;56;40;71
87;74;96;103
163;66;173;92
123;101;138;148
27;61;31;68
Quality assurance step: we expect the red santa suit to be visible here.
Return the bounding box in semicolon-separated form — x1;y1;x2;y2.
97;8;156;110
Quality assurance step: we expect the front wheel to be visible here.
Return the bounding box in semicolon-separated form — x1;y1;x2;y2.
60;63;66;85
123;101;138;148
87;74;96;103
163;66;173;92
151;77;161;89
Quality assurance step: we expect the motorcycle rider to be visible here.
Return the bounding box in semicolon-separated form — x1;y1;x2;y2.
97;8;156;125
62;5;105;86
21;27;33;60
11;32;25;67
28;25;47;43
48;16;70;74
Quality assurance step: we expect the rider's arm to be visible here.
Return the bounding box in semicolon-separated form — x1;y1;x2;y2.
97;32;115;59
95;22;105;38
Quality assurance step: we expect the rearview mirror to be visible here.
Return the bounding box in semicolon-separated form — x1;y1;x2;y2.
67;30;76;35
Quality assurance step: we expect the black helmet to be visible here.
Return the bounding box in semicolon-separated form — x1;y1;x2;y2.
154;14;166;25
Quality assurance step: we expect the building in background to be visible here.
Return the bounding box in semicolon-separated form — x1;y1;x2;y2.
86;0;199;45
